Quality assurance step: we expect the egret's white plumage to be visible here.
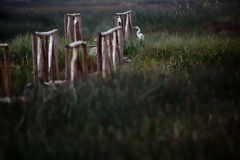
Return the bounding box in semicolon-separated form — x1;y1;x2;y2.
134;26;144;40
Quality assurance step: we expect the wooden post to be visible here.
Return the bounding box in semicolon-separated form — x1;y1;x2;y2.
109;35;113;64
67;16;71;40
98;26;122;77
45;36;49;80
125;14;129;40
71;48;78;81
4;46;11;97
108;35;113;70
67;16;74;41
33;29;59;85
97;33;102;72
102;36;106;77
121;15;124;40
115;10;133;41
65;40;88;82
37;36;44;83
42;36;48;81
73;16;82;41
32;34;38;86
70;17;74;41
0;44;12;97
54;32;59;79
116;30;121;65
48;34;54;80
65;48;71;82
65;14;82;41
74;17;77;42
104;37;111;75
112;31;117;70
117;29;123;64
64;14;68;38
78;15;82;40
82;44;88;77
129;12;132;36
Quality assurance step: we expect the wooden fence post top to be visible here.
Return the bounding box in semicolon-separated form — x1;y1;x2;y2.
0;43;8;48
116;10;132;16
65;41;87;49
98;32;102;37
35;29;58;37
66;13;81;17
101;26;122;37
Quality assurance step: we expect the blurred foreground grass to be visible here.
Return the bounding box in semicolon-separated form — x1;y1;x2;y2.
0;60;239;160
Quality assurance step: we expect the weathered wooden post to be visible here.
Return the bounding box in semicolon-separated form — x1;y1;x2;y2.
115;10;133;41
97;26;123;77
97;32;102;72
32;29;59;86
64;13;82;41
0;43;11;97
65;41;88;82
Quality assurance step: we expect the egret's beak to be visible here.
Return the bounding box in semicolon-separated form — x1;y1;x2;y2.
132;26;136;29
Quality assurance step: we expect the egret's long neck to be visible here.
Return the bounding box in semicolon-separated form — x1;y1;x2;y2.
137;28;141;35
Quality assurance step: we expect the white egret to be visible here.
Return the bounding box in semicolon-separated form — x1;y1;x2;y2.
133;26;144;40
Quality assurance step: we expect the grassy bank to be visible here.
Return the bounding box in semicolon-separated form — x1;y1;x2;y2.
0;0;239;96
1;31;240;159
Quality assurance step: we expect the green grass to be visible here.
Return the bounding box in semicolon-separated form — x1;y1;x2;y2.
1;31;240;159
125;32;240;70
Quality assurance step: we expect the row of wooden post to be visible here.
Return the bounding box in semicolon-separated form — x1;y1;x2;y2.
0;11;131;97
64;13;82;41
115;10;133;41
97;26;124;77
32;29;59;87
32;31;88;86
64;26;124;81
65;41;88;82
32;13;84;86
32;26;124;84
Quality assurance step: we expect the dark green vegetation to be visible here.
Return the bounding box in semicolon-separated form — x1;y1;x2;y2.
1;0;240;159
